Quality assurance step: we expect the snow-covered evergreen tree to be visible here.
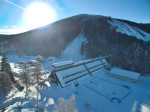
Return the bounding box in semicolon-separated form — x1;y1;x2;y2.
0;52;15;82
0;53;7;72
133;44;143;66
0;72;13;99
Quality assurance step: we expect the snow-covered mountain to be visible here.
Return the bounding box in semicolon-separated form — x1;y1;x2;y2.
0;14;150;56
0;14;150;73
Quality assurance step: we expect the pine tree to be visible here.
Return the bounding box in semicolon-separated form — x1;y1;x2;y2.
0;72;13;99
0;52;15;82
0;53;7;72
143;50;150;74
147;54;150;74
133;44;143;67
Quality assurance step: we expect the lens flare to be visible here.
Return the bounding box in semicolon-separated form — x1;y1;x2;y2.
24;2;56;28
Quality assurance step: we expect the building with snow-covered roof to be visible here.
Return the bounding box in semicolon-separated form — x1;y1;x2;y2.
52;60;74;71
50;56;111;88
109;68;140;83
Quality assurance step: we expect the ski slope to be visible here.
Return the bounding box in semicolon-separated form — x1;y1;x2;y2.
61;30;87;61
108;20;150;41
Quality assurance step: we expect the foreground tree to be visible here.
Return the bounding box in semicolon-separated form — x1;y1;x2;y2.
0;53;7;72
32;61;43;112
18;62;31;109
0;52;15;82
19;62;31;90
32;61;43;85
0;72;13;99
53;95;78;112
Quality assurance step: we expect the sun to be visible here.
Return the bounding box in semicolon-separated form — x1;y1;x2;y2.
24;2;56;28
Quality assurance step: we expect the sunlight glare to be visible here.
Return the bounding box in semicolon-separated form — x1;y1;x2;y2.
24;2;56;28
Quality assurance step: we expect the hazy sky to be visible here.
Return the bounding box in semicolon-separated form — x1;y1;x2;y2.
0;0;150;34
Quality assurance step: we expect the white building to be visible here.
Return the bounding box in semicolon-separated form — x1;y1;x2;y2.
52;60;74;71
50;57;110;88
109;68;140;83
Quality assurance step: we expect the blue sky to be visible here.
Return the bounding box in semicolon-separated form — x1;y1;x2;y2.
0;0;150;34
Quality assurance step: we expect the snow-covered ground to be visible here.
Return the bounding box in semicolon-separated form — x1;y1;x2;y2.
0;54;150;112
0;54;59;111
39;68;150;112
108;20;150;41
75;73;150;112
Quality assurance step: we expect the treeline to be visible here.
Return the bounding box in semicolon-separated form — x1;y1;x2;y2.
81;17;150;74
0;53;14;99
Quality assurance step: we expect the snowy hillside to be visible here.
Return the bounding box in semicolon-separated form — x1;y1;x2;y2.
61;30;87;61
108;20;150;41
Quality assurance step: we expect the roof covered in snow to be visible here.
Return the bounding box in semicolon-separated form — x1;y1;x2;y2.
54;57;110;87
52;60;74;68
109;68;140;80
